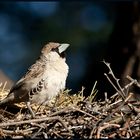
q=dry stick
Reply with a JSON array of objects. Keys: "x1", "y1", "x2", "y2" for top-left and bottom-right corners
[
  {"x1": 60, "y1": 132, "x2": 74, "y2": 137},
  {"x1": 89, "y1": 92, "x2": 133, "y2": 139},
  {"x1": 96, "y1": 123, "x2": 120, "y2": 139},
  {"x1": 49, "y1": 107, "x2": 71, "y2": 117},
  {"x1": 110, "y1": 93, "x2": 119, "y2": 99},
  {"x1": 110, "y1": 79, "x2": 137, "y2": 99},
  {"x1": 127, "y1": 75, "x2": 140, "y2": 88},
  {"x1": 99, "y1": 92, "x2": 133, "y2": 126},
  {"x1": 109, "y1": 99, "x2": 122, "y2": 108},
  {"x1": 31, "y1": 122, "x2": 45, "y2": 129},
  {"x1": 31, "y1": 127, "x2": 43, "y2": 138},
  {"x1": 108, "y1": 116, "x2": 124, "y2": 124},
  {"x1": 129, "y1": 110, "x2": 140, "y2": 128},
  {"x1": 42, "y1": 132, "x2": 48, "y2": 139},
  {"x1": 72, "y1": 107, "x2": 98, "y2": 120},
  {"x1": 133, "y1": 106, "x2": 140, "y2": 113},
  {"x1": 67, "y1": 125, "x2": 83, "y2": 130},
  {"x1": 89, "y1": 127, "x2": 96, "y2": 139},
  {"x1": 0, "y1": 116, "x2": 71, "y2": 133},
  {"x1": 13, "y1": 136, "x2": 24, "y2": 139},
  {"x1": 108, "y1": 133, "x2": 117, "y2": 138},
  {"x1": 124, "y1": 92, "x2": 133, "y2": 103},
  {"x1": 1, "y1": 127, "x2": 37, "y2": 135},
  {"x1": 103, "y1": 60, "x2": 125, "y2": 99},
  {"x1": 89, "y1": 107, "x2": 121, "y2": 139},
  {"x1": 50, "y1": 106, "x2": 98, "y2": 120},
  {"x1": 104, "y1": 73, "x2": 125, "y2": 100},
  {"x1": 0, "y1": 117, "x2": 52, "y2": 127},
  {"x1": 105, "y1": 61, "x2": 126, "y2": 98},
  {"x1": 121, "y1": 117, "x2": 132, "y2": 137},
  {"x1": 53, "y1": 131, "x2": 63, "y2": 138},
  {"x1": 104, "y1": 92, "x2": 108, "y2": 103}
]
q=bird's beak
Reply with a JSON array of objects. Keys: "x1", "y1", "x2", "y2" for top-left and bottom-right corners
[{"x1": 58, "y1": 44, "x2": 69, "y2": 53}]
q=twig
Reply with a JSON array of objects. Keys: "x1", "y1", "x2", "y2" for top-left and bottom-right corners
[
  {"x1": 0, "y1": 117, "x2": 52, "y2": 127},
  {"x1": 31, "y1": 127, "x2": 43, "y2": 138},
  {"x1": 56, "y1": 117, "x2": 72, "y2": 133},
  {"x1": 99, "y1": 92, "x2": 133, "y2": 126},
  {"x1": 0, "y1": 116, "x2": 70, "y2": 134},
  {"x1": 103, "y1": 60, "x2": 126, "y2": 99},
  {"x1": 12, "y1": 136, "x2": 24, "y2": 138},
  {"x1": 49, "y1": 107, "x2": 71, "y2": 117},
  {"x1": 110, "y1": 79, "x2": 137, "y2": 99},
  {"x1": 105, "y1": 62, "x2": 126, "y2": 97},
  {"x1": 67, "y1": 125, "x2": 83, "y2": 130},
  {"x1": 60, "y1": 132, "x2": 74, "y2": 136},
  {"x1": 126, "y1": 75, "x2": 140, "y2": 88},
  {"x1": 53, "y1": 131, "x2": 63, "y2": 138},
  {"x1": 42, "y1": 132, "x2": 48, "y2": 139},
  {"x1": 79, "y1": 86, "x2": 85, "y2": 97},
  {"x1": 104, "y1": 73, "x2": 125, "y2": 100},
  {"x1": 124, "y1": 92, "x2": 133, "y2": 102},
  {"x1": 121, "y1": 117, "x2": 132, "y2": 137},
  {"x1": 1, "y1": 127, "x2": 37, "y2": 135},
  {"x1": 110, "y1": 92, "x2": 119, "y2": 99},
  {"x1": 108, "y1": 133, "x2": 117, "y2": 138},
  {"x1": 50, "y1": 106, "x2": 98, "y2": 120},
  {"x1": 104, "y1": 92, "x2": 109, "y2": 104},
  {"x1": 31, "y1": 122, "x2": 45, "y2": 129},
  {"x1": 96, "y1": 123, "x2": 120, "y2": 139},
  {"x1": 109, "y1": 99, "x2": 122, "y2": 108},
  {"x1": 108, "y1": 116, "x2": 124, "y2": 124},
  {"x1": 72, "y1": 107, "x2": 98, "y2": 120},
  {"x1": 104, "y1": 73, "x2": 122, "y2": 95}
]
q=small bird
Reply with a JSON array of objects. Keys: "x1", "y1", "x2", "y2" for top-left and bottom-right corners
[{"x1": 0, "y1": 42, "x2": 69, "y2": 117}]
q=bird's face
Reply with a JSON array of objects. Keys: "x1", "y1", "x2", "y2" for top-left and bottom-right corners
[{"x1": 41, "y1": 42, "x2": 69, "y2": 62}]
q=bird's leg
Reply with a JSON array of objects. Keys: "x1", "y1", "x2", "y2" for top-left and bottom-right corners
[{"x1": 26, "y1": 101, "x2": 35, "y2": 118}]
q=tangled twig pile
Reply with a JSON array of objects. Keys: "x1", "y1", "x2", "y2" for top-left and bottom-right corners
[{"x1": 0, "y1": 61, "x2": 140, "y2": 139}]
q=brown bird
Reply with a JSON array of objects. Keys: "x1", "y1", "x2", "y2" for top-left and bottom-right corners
[{"x1": 0, "y1": 42, "x2": 69, "y2": 117}]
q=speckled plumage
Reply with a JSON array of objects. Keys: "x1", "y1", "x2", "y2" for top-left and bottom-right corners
[{"x1": 0, "y1": 42, "x2": 69, "y2": 117}]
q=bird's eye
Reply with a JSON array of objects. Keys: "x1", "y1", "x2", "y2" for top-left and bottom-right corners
[
  {"x1": 52, "y1": 48, "x2": 55, "y2": 51},
  {"x1": 52, "y1": 48, "x2": 59, "y2": 53}
]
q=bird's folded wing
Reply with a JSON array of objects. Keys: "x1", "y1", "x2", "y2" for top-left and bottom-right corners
[{"x1": 9, "y1": 60, "x2": 46, "y2": 96}]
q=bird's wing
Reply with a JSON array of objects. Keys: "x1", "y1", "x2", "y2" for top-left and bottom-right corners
[
  {"x1": 24, "y1": 60, "x2": 46, "y2": 80},
  {"x1": 9, "y1": 60, "x2": 46, "y2": 94}
]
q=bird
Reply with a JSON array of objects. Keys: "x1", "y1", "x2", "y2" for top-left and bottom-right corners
[{"x1": 0, "y1": 42, "x2": 69, "y2": 117}]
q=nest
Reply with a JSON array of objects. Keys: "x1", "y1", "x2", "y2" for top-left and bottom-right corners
[{"x1": 0, "y1": 61, "x2": 140, "y2": 139}]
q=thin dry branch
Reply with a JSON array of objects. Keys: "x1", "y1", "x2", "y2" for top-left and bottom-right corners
[
  {"x1": 103, "y1": 60, "x2": 126, "y2": 99},
  {"x1": 96, "y1": 123, "x2": 120, "y2": 139}
]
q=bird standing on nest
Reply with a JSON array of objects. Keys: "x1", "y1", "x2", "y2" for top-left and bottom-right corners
[{"x1": 0, "y1": 42, "x2": 69, "y2": 118}]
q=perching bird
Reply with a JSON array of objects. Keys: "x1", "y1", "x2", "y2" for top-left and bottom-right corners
[{"x1": 0, "y1": 42, "x2": 69, "y2": 117}]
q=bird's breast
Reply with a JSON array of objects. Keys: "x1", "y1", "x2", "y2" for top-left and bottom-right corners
[{"x1": 30, "y1": 60, "x2": 69, "y2": 104}]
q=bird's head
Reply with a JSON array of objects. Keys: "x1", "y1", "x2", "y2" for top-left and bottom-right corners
[{"x1": 41, "y1": 42, "x2": 69, "y2": 61}]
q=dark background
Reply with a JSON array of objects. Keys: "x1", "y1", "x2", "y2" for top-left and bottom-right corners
[{"x1": 0, "y1": 1, "x2": 139, "y2": 98}]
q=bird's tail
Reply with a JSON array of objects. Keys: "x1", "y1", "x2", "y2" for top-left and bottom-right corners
[{"x1": 0, "y1": 94, "x2": 14, "y2": 106}]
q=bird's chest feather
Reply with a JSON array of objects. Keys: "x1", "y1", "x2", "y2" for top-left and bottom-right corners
[
  {"x1": 47, "y1": 69, "x2": 67, "y2": 89},
  {"x1": 30, "y1": 61, "x2": 68, "y2": 104},
  {"x1": 45, "y1": 60, "x2": 68, "y2": 89}
]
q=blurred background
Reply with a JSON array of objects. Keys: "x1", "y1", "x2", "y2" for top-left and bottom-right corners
[{"x1": 0, "y1": 1, "x2": 140, "y2": 98}]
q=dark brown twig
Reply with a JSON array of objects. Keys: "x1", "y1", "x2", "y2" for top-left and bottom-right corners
[{"x1": 96, "y1": 123, "x2": 120, "y2": 139}]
